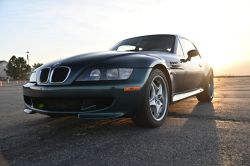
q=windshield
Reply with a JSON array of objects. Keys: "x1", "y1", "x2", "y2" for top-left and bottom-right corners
[{"x1": 109, "y1": 35, "x2": 175, "y2": 52}]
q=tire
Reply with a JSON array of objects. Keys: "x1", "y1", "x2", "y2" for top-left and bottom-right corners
[
  {"x1": 196, "y1": 71, "x2": 214, "y2": 102},
  {"x1": 132, "y1": 69, "x2": 169, "y2": 128}
]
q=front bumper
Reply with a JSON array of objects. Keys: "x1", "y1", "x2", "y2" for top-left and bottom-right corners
[{"x1": 23, "y1": 68, "x2": 151, "y2": 119}]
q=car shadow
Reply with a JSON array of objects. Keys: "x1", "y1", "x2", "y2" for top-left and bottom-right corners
[
  {"x1": 168, "y1": 102, "x2": 220, "y2": 165},
  {"x1": 0, "y1": 102, "x2": 220, "y2": 165}
]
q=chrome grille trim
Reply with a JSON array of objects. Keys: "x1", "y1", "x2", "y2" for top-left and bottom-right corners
[
  {"x1": 38, "y1": 67, "x2": 51, "y2": 84},
  {"x1": 37, "y1": 66, "x2": 71, "y2": 85},
  {"x1": 49, "y1": 67, "x2": 71, "y2": 84},
  {"x1": 40, "y1": 68, "x2": 50, "y2": 83}
]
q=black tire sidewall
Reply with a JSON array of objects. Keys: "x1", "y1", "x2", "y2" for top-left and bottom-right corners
[
  {"x1": 196, "y1": 70, "x2": 214, "y2": 102},
  {"x1": 135, "y1": 69, "x2": 169, "y2": 127},
  {"x1": 209, "y1": 71, "x2": 214, "y2": 99}
]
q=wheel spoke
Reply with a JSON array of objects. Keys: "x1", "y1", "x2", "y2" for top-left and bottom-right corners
[
  {"x1": 150, "y1": 99, "x2": 156, "y2": 106},
  {"x1": 159, "y1": 96, "x2": 164, "y2": 103},
  {"x1": 150, "y1": 106, "x2": 157, "y2": 117},
  {"x1": 150, "y1": 84, "x2": 156, "y2": 102},
  {"x1": 157, "y1": 83, "x2": 162, "y2": 96},
  {"x1": 154, "y1": 110, "x2": 159, "y2": 118},
  {"x1": 152, "y1": 106, "x2": 158, "y2": 118},
  {"x1": 158, "y1": 102, "x2": 164, "y2": 114},
  {"x1": 152, "y1": 82, "x2": 159, "y2": 93},
  {"x1": 156, "y1": 100, "x2": 163, "y2": 115}
]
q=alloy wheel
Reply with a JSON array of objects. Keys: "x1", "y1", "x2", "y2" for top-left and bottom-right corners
[
  {"x1": 208, "y1": 74, "x2": 214, "y2": 98},
  {"x1": 149, "y1": 76, "x2": 168, "y2": 121}
]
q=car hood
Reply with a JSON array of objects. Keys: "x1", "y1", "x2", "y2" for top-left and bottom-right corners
[
  {"x1": 39, "y1": 51, "x2": 175, "y2": 85},
  {"x1": 43, "y1": 51, "x2": 140, "y2": 68},
  {"x1": 43, "y1": 51, "x2": 175, "y2": 69}
]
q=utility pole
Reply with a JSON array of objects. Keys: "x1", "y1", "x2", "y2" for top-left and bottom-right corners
[{"x1": 26, "y1": 51, "x2": 29, "y2": 65}]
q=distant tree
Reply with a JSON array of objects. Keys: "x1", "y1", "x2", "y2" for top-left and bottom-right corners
[
  {"x1": 32, "y1": 63, "x2": 43, "y2": 69},
  {"x1": 6, "y1": 55, "x2": 31, "y2": 80}
]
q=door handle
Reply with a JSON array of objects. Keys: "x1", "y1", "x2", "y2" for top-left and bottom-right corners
[{"x1": 199, "y1": 64, "x2": 202, "y2": 68}]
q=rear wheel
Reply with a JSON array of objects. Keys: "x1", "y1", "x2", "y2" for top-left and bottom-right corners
[
  {"x1": 196, "y1": 71, "x2": 214, "y2": 102},
  {"x1": 132, "y1": 69, "x2": 169, "y2": 128}
]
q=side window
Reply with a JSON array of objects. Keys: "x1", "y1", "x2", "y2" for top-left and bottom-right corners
[
  {"x1": 176, "y1": 39, "x2": 184, "y2": 56},
  {"x1": 189, "y1": 42, "x2": 196, "y2": 50},
  {"x1": 179, "y1": 38, "x2": 192, "y2": 58},
  {"x1": 179, "y1": 38, "x2": 200, "y2": 60},
  {"x1": 117, "y1": 45, "x2": 136, "y2": 51},
  {"x1": 190, "y1": 43, "x2": 201, "y2": 59},
  {"x1": 188, "y1": 42, "x2": 199, "y2": 60}
]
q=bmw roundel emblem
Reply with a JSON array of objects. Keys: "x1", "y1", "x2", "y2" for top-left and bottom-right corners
[{"x1": 53, "y1": 63, "x2": 61, "y2": 67}]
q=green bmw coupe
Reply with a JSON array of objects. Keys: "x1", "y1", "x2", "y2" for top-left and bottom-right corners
[{"x1": 23, "y1": 34, "x2": 214, "y2": 127}]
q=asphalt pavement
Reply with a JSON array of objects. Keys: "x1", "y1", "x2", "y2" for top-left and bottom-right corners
[{"x1": 0, "y1": 78, "x2": 250, "y2": 166}]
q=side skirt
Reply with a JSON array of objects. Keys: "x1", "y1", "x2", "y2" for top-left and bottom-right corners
[{"x1": 172, "y1": 88, "x2": 204, "y2": 102}]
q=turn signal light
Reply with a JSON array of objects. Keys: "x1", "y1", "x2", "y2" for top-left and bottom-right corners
[{"x1": 124, "y1": 87, "x2": 141, "y2": 91}]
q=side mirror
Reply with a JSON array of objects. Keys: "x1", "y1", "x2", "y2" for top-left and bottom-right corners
[
  {"x1": 180, "y1": 50, "x2": 200, "y2": 63},
  {"x1": 187, "y1": 49, "x2": 199, "y2": 58}
]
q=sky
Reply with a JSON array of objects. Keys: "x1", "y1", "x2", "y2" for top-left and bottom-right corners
[{"x1": 1, "y1": 0, "x2": 250, "y2": 69}]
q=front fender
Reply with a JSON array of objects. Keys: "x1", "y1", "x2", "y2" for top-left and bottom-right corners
[{"x1": 92, "y1": 54, "x2": 173, "y2": 102}]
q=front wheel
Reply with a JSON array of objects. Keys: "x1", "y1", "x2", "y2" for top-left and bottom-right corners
[
  {"x1": 196, "y1": 71, "x2": 214, "y2": 102},
  {"x1": 132, "y1": 69, "x2": 169, "y2": 128}
]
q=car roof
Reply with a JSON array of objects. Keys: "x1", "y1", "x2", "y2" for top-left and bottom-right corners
[
  {"x1": 122, "y1": 34, "x2": 179, "y2": 41},
  {"x1": 120, "y1": 34, "x2": 193, "y2": 44}
]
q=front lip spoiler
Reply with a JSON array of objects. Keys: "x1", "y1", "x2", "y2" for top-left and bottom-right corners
[
  {"x1": 25, "y1": 103, "x2": 85, "y2": 114},
  {"x1": 24, "y1": 103, "x2": 124, "y2": 119},
  {"x1": 78, "y1": 113, "x2": 123, "y2": 119}
]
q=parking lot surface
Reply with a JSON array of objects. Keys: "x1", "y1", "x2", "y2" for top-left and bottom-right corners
[{"x1": 0, "y1": 78, "x2": 250, "y2": 166}]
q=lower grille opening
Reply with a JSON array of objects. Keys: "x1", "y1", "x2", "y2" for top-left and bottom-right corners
[
  {"x1": 24, "y1": 96, "x2": 32, "y2": 106},
  {"x1": 81, "y1": 97, "x2": 114, "y2": 111},
  {"x1": 32, "y1": 98, "x2": 84, "y2": 112},
  {"x1": 27, "y1": 97, "x2": 114, "y2": 112}
]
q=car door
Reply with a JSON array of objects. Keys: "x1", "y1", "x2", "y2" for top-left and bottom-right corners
[
  {"x1": 156, "y1": 38, "x2": 185, "y2": 94},
  {"x1": 170, "y1": 39, "x2": 185, "y2": 93},
  {"x1": 179, "y1": 38, "x2": 203, "y2": 91}
]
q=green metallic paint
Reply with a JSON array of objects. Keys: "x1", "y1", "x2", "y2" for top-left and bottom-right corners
[
  {"x1": 35, "y1": 51, "x2": 171, "y2": 85},
  {"x1": 23, "y1": 35, "x2": 212, "y2": 119},
  {"x1": 23, "y1": 68, "x2": 153, "y2": 118}
]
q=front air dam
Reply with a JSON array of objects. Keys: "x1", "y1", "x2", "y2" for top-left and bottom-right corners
[{"x1": 78, "y1": 113, "x2": 123, "y2": 119}]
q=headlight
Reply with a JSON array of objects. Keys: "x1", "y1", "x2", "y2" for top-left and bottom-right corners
[
  {"x1": 76, "y1": 68, "x2": 133, "y2": 81},
  {"x1": 29, "y1": 70, "x2": 37, "y2": 83},
  {"x1": 118, "y1": 68, "x2": 133, "y2": 79},
  {"x1": 90, "y1": 69, "x2": 101, "y2": 80},
  {"x1": 107, "y1": 69, "x2": 118, "y2": 80}
]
